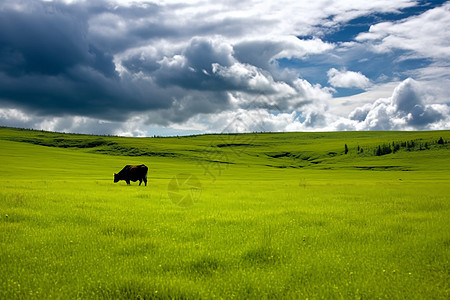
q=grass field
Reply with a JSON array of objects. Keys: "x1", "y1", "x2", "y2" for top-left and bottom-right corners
[{"x1": 0, "y1": 127, "x2": 449, "y2": 299}]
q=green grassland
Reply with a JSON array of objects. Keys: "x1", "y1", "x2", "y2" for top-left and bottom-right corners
[{"x1": 0, "y1": 127, "x2": 449, "y2": 299}]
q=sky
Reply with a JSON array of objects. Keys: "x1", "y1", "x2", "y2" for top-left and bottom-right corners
[{"x1": 0, "y1": 0, "x2": 449, "y2": 136}]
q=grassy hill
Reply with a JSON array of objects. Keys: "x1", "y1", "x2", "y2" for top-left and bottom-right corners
[
  {"x1": 2, "y1": 126, "x2": 449, "y2": 169},
  {"x1": 0, "y1": 127, "x2": 449, "y2": 298}
]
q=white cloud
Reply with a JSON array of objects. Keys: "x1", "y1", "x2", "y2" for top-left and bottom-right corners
[
  {"x1": 212, "y1": 63, "x2": 291, "y2": 94},
  {"x1": 0, "y1": 108, "x2": 31, "y2": 122},
  {"x1": 355, "y1": 2, "x2": 450, "y2": 60},
  {"x1": 0, "y1": 111, "x2": 128, "y2": 136},
  {"x1": 180, "y1": 77, "x2": 450, "y2": 133},
  {"x1": 347, "y1": 78, "x2": 450, "y2": 130},
  {"x1": 328, "y1": 81, "x2": 400, "y2": 117},
  {"x1": 233, "y1": 37, "x2": 334, "y2": 71},
  {"x1": 136, "y1": 0, "x2": 417, "y2": 38},
  {"x1": 327, "y1": 68, "x2": 371, "y2": 89},
  {"x1": 2, "y1": 77, "x2": 448, "y2": 135}
]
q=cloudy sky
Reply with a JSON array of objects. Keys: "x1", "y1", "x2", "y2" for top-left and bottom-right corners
[{"x1": 0, "y1": 0, "x2": 449, "y2": 136}]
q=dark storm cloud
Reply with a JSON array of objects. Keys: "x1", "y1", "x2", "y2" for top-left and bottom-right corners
[
  {"x1": 0, "y1": 5, "x2": 91, "y2": 76},
  {"x1": 234, "y1": 40, "x2": 284, "y2": 70},
  {"x1": 153, "y1": 37, "x2": 238, "y2": 92},
  {"x1": 144, "y1": 91, "x2": 232, "y2": 126},
  {"x1": 0, "y1": 0, "x2": 266, "y2": 123},
  {"x1": 0, "y1": 0, "x2": 174, "y2": 121},
  {"x1": 87, "y1": 3, "x2": 177, "y2": 53},
  {"x1": 121, "y1": 55, "x2": 160, "y2": 74}
]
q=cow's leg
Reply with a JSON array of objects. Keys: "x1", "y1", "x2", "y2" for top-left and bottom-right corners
[
  {"x1": 144, "y1": 177, "x2": 147, "y2": 186},
  {"x1": 139, "y1": 179, "x2": 142, "y2": 186},
  {"x1": 126, "y1": 180, "x2": 130, "y2": 185}
]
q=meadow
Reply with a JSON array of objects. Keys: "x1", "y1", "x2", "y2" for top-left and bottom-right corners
[{"x1": 0, "y1": 127, "x2": 449, "y2": 299}]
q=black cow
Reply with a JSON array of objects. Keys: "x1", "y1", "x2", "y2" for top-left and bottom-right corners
[{"x1": 114, "y1": 165, "x2": 148, "y2": 186}]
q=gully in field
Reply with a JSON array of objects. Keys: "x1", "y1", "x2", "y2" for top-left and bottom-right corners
[{"x1": 114, "y1": 164, "x2": 148, "y2": 186}]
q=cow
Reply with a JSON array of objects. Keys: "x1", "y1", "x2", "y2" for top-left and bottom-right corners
[{"x1": 114, "y1": 164, "x2": 148, "y2": 186}]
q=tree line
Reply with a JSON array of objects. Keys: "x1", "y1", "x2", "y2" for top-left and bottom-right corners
[{"x1": 344, "y1": 137, "x2": 448, "y2": 157}]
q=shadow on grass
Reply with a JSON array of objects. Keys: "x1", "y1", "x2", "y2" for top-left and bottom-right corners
[
  {"x1": 90, "y1": 279, "x2": 197, "y2": 299},
  {"x1": 241, "y1": 246, "x2": 279, "y2": 265},
  {"x1": 188, "y1": 256, "x2": 221, "y2": 276}
]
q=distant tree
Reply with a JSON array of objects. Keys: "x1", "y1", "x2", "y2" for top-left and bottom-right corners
[
  {"x1": 344, "y1": 144, "x2": 348, "y2": 154},
  {"x1": 407, "y1": 140, "x2": 415, "y2": 150},
  {"x1": 392, "y1": 142, "x2": 400, "y2": 153},
  {"x1": 376, "y1": 144, "x2": 392, "y2": 156},
  {"x1": 376, "y1": 145, "x2": 382, "y2": 156},
  {"x1": 438, "y1": 137, "x2": 444, "y2": 145}
]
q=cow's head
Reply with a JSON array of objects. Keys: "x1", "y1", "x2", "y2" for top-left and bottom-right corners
[{"x1": 113, "y1": 173, "x2": 119, "y2": 183}]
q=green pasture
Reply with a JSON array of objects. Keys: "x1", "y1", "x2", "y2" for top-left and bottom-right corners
[{"x1": 0, "y1": 127, "x2": 449, "y2": 298}]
